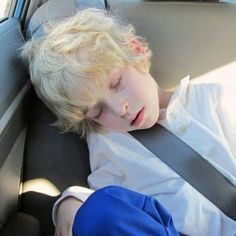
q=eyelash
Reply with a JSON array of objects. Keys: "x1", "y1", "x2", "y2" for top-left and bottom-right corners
[
  {"x1": 95, "y1": 107, "x2": 103, "y2": 119},
  {"x1": 95, "y1": 76, "x2": 122, "y2": 120},
  {"x1": 111, "y1": 76, "x2": 123, "y2": 90}
]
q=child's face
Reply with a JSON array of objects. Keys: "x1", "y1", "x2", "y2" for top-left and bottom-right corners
[{"x1": 85, "y1": 65, "x2": 160, "y2": 132}]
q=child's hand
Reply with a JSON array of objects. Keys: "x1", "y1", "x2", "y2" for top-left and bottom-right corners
[{"x1": 54, "y1": 197, "x2": 83, "y2": 236}]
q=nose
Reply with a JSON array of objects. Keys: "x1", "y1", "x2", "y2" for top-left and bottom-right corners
[
  {"x1": 120, "y1": 101, "x2": 129, "y2": 117},
  {"x1": 108, "y1": 96, "x2": 129, "y2": 117}
]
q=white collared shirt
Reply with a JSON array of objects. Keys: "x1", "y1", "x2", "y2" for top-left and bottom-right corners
[{"x1": 53, "y1": 75, "x2": 236, "y2": 236}]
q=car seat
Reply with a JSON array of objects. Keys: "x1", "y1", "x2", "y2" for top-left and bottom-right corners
[{"x1": 1, "y1": 0, "x2": 236, "y2": 235}]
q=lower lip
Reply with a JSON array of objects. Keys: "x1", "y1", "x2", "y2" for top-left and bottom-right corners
[{"x1": 132, "y1": 108, "x2": 144, "y2": 127}]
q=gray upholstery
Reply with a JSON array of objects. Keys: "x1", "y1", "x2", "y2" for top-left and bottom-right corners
[
  {"x1": 26, "y1": 0, "x2": 77, "y2": 39},
  {"x1": 0, "y1": 19, "x2": 27, "y2": 118},
  {"x1": 21, "y1": 95, "x2": 91, "y2": 236},
  {"x1": 0, "y1": 129, "x2": 26, "y2": 229},
  {"x1": 26, "y1": 0, "x2": 107, "y2": 39},
  {"x1": 0, "y1": 212, "x2": 40, "y2": 236},
  {"x1": 0, "y1": 18, "x2": 32, "y2": 232}
]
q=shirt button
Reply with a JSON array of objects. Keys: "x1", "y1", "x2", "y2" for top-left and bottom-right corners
[{"x1": 178, "y1": 126, "x2": 187, "y2": 134}]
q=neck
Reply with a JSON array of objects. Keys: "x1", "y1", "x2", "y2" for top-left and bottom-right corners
[{"x1": 158, "y1": 87, "x2": 173, "y2": 109}]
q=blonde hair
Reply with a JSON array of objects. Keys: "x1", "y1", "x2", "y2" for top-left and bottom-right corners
[{"x1": 22, "y1": 8, "x2": 152, "y2": 137}]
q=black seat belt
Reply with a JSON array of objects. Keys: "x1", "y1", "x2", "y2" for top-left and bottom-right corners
[{"x1": 130, "y1": 123, "x2": 236, "y2": 221}]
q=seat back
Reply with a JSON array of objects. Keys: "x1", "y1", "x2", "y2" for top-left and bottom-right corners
[{"x1": 109, "y1": 0, "x2": 236, "y2": 89}]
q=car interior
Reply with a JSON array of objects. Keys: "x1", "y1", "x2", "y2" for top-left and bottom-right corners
[{"x1": 0, "y1": 0, "x2": 236, "y2": 235}]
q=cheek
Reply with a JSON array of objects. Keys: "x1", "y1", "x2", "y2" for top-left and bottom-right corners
[
  {"x1": 129, "y1": 83, "x2": 148, "y2": 101},
  {"x1": 140, "y1": 78, "x2": 158, "y2": 100},
  {"x1": 128, "y1": 74, "x2": 153, "y2": 98},
  {"x1": 99, "y1": 115, "x2": 120, "y2": 129}
]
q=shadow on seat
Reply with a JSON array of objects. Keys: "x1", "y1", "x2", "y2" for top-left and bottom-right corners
[{"x1": 21, "y1": 95, "x2": 91, "y2": 235}]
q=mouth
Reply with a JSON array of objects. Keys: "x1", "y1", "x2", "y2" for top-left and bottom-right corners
[{"x1": 131, "y1": 107, "x2": 144, "y2": 127}]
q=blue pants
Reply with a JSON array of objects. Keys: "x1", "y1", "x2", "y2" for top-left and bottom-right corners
[{"x1": 72, "y1": 186, "x2": 179, "y2": 236}]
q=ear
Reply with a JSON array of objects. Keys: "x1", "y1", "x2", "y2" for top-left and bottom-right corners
[{"x1": 127, "y1": 38, "x2": 145, "y2": 55}]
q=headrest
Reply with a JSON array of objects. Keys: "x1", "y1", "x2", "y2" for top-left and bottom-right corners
[{"x1": 26, "y1": 0, "x2": 107, "y2": 39}]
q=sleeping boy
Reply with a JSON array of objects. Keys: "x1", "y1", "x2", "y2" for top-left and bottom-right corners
[{"x1": 22, "y1": 8, "x2": 236, "y2": 236}]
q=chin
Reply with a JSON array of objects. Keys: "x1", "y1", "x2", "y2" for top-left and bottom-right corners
[
  {"x1": 137, "y1": 120, "x2": 157, "y2": 130},
  {"x1": 144, "y1": 121, "x2": 156, "y2": 129},
  {"x1": 145, "y1": 114, "x2": 159, "y2": 129}
]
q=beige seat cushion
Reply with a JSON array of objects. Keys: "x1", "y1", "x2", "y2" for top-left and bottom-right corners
[{"x1": 109, "y1": 1, "x2": 236, "y2": 89}]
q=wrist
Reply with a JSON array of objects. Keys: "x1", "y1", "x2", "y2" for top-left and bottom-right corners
[{"x1": 52, "y1": 186, "x2": 94, "y2": 225}]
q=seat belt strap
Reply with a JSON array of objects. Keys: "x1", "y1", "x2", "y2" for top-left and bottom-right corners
[{"x1": 130, "y1": 123, "x2": 236, "y2": 220}]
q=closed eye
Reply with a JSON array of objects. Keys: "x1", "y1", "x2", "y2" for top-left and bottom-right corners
[
  {"x1": 94, "y1": 107, "x2": 103, "y2": 119},
  {"x1": 111, "y1": 76, "x2": 123, "y2": 90}
]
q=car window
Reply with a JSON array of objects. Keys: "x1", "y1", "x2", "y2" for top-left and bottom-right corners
[
  {"x1": 0, "y1": 0, "x2": 26, "y2": 20},
  {"x1": 221, "y1": 0, "x2": 236, "y2": 3},
  {"x1": 0, "y1": 0, "x2": 13, "y2": 20}
]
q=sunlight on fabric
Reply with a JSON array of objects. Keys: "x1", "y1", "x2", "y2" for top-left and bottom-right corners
[
  {"x1": 192, "y1": 60, "x2": 236, "y2": 125},
  {"x1": 193, "y1": 61, "x2": 236, "y2": 83},
  {"x1": 22, "y1": 178, "x2": 60, "y2": 196}
]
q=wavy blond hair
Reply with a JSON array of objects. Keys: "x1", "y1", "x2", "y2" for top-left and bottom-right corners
[{"x1": 22, "y1": 8, "x2": 152, "y2": 137}]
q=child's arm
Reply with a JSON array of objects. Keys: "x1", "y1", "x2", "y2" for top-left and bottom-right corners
[
  {"x1": 52, "y1": 186, "x2": 94, "y2": 236},
  {"x1": 54, "y1": 197, "x2": 83, "y2": 236}
]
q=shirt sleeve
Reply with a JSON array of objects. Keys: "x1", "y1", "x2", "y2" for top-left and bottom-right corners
[{"x1": 52, "y1": 186, "x2": 94, "y2": 225}]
